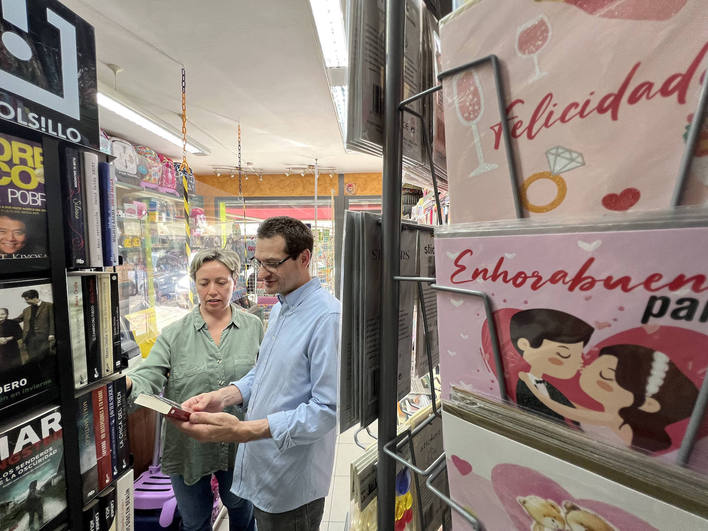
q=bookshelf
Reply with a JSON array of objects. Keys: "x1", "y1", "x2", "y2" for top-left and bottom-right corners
[{"x1": 0, "y1": 2, "x2": 133, "y2": 528}]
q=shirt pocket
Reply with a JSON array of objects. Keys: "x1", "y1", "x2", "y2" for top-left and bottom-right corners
[{"x1": 170, "y1": 360, "x2": 208, "y2": 381}]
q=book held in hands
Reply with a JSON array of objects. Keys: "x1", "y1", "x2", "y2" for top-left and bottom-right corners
[{"x1": 135, "y1": 393, "x2": 191, "y2": 421}]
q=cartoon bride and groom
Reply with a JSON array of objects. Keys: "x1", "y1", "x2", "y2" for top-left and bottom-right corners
[{"x1": 491, "y1": 308, "x2": 700, "y2": 453}]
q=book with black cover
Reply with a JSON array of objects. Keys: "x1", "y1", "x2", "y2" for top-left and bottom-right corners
[
  {"x1": 99, "y1": 485, "x2": 117, "y2": 531},
  {"x1": 76, "y1": 391, "x2": 98, "y2": 502},
  {"x1": 82, "y1": 274, "x2": 100, "y2": 383},
  {"x1": 0, "y1": 405, "x2": 67, "y2": 531},
  {"x1": 106, "y1": 381, "x2": 118, "y2": 478},
  {"x1": 60, "y1": 146, "x2": 87, "y2": 267},
  {"x1": 135, "y1": 392, "x2": 191, "y2": 421},
  {"x1": 112, "y1": 376, "x2": 129, "y2": 474},
  {"x1": 0, "y1": 132, "x2": 49, "y2": 273},
  {"x1": 0, "y1": 279, "x2": 57, "y2": 413}
]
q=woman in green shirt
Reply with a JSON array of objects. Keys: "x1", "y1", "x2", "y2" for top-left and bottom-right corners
[{"x1": 126, "y1": 249, "x2": 262, "y2": 531}]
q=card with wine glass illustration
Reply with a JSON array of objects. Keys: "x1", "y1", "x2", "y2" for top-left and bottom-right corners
[{"x1": 439, "y1": 0, "x2": 708, "y2": 223}]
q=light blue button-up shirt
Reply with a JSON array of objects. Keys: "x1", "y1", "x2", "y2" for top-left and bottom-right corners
[{"x1": 230, "y1": 278, "x2": 341, "y2": 512}]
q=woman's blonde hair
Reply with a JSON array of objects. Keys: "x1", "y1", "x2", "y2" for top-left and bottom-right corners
[{"x1": 189, "y1": 249, "x2": 241, "y2": 280}]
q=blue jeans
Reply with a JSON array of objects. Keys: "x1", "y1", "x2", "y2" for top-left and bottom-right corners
[
  {"x1": 170, "y1": 470, "x2": 254, "y2": 531},
  {"x1": 253, "y1": 498, "x2": 325, "y2": 531}
]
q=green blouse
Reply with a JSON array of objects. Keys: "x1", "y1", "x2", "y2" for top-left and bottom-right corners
[{"x1": 127, "y1": 304, "x2": 263, "y2": 485}]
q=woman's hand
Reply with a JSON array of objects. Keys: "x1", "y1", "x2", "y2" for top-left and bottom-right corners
[
  {"x1": 182, "y1": 391, "x2": 224, "y2": 413},
  {"x1": 182, "y1": 385, "x2": 243, "y2": 413}
]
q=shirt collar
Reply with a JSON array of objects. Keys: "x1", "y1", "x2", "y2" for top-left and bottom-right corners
[
  {"x1": 277, "y1": 277, "x2": 320, "y2": 309},
  {"x1": 191, "y1": 303, "x2": 243, "y2": 330}
]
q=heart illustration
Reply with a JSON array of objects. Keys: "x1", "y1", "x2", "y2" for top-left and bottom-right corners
[
  {"x1": 451, "y1": 299, "x2": 464, "y2": 307},
  {"x1": 460, "y1": 333, "x2": 469, "y2": 340},
  {"x1": 451, "y1": 455, "x2": 473, "y2": 476},
  {"x1": 642, "y1": 323, "x2": 661, "y2": 335},
  {"x1": 618, "y1": 306, "x2": 625, "y2": 311},
  {"x1": 594, "y1": 321, "x2": 611, "y2": 330},
  {"x1": 577, "y1": 239, "x2": 602, "y2": 252},
  {"x1": 584, "y1": 295, "x2": 592, "y2": 301},
  {"x1": 446, "y1": 251, "x2": 457, "y2": 259},
  {"x1": 602, "y1": 188, "x2": 640, "y2": 211},
  {"x1": 448, "y1": 350, "x2": 457, "y2": 357},
  {"x1": 504, "y1": 253, "x2": 516, "y2": 259}
]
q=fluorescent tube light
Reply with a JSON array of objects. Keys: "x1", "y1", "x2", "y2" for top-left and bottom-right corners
[
  {"x1": 309, "y1": 0, "x2": 347, "y2": 68},
  {"x1": 97, "y1": 92, "x2": 204, "y2": 154}
]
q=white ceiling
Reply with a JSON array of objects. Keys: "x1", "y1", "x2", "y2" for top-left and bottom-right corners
[{"x1": 61, "y1": 0, "x2": 383, "y2": 174}]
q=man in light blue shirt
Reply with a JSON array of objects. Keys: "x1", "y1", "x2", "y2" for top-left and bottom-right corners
[{"x1": 177, "y1": 216, "x2": 340, "y2": 531}]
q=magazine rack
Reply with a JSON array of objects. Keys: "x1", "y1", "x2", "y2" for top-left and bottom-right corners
[{"x1": 375, "y1": 1, "x2": 708, "y2": 529}]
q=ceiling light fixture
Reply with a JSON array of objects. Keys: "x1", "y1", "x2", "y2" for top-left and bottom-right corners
[
  {"x1": 308, "y1": 0, "x2": 347, "y2": 68},
  {"x1": 97, "y1": 90, "x2": 209, "y2": 155}
]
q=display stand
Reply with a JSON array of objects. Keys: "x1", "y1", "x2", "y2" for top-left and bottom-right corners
[
  {"x1": 376, "y1": 2, "x2": 708, "y2": 530},
  {"x1": 0, "y1": 120, "x2": 132, "y2": 530}
]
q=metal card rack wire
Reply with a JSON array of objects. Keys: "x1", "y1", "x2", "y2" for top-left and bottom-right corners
[{"x1": 375, "y1": 1, "x2": 708, "y2": 529}]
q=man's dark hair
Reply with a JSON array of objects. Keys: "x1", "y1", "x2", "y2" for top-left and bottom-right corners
[
  {"x1": 21, "y1": 289, "x2": 39, "y2": 299},
  {"x1": 509, "y1": 308, "x2": 594, "y2": 355},
  {"x1": 257, "y1": 216, "x2": 313, "y2": 256}
]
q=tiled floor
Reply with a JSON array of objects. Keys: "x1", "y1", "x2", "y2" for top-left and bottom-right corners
[{"x1": 215, "y1": 425, "x2": 374, "y2": 530}]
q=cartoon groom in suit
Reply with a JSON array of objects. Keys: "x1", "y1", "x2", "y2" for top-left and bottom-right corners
[{"x1": 510, "y1": 309, "x2": 594, "y2": 423}]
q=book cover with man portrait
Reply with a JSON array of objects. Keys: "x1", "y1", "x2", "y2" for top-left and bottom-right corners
[{"x1": 0, "y1": 132, "x2": 49, "y2": 274}]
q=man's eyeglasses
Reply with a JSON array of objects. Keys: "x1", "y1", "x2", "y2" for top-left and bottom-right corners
[{"x1": 251, "y1": 256, "x2": 293, "y2": 273}]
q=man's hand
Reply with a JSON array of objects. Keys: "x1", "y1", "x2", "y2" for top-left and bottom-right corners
[
  {"x1": 182, "y1": 385, "x2": 243, "y2": 413},
  {"x1": 171, "y1": 413, "x2": 271, "y2": 443}
]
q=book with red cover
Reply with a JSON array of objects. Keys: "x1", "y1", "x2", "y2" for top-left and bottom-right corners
[
  {"x1": 135, "y1": 393, "x2": 191, "y2": 421},
  {"x1": 92, "y1": 385, "x2": 113, "y2": 491}
]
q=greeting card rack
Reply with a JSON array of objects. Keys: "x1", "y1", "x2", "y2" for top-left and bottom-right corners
[{"x1": 375, "y1": 1, "x2": 708, "y2": 530}]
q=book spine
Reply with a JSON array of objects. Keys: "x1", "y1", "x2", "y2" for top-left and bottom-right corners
[
  {"x1": 110, "y1": 273, "x2": 122, "y2": 372},
  {"x1": 82, "y1": 499, "x2": 101, "y2": 531},
  {"x1": 77, "y1": 392, "x2": 98, "y2": 501},
  {"x1": 106, "y1": 381, "x2": 118, "y2": 478},
  {"x1": 108, "y1": 164, "x2": 119, "y2": 265},
  {"x1": 98, "y1": 162, "x2": 118, "y2": 266},
  {"x1": 115, "y1": 469, "x2": 134, "y2": 531},
  {"x1": 82, "y1": 151, "x2": 104, "y2": 267},
  {"x1": 67, "y1": 274, "x2": 89, "y2": 388},
  {"x1": 167, "y1": 406, "x2": 191, "y2": 422},
  {"x1": 99, "y1": 486, "x2": 117, "y2": 531},
  {"x1": 92, "y1": 385, "x2": 113, "y2": 492},
  {"x1": 98, "y1": 274, "x2": 113, "y2": 377},
  {"x1": 62, "y1": 147, "x2": 87, "y2": 266},
  {"x1": 113, "y1": 376, "x2": 130, "y2": 474},
  {"x1": 83, "y1": 274, "x2": 101, "y2": 383}
]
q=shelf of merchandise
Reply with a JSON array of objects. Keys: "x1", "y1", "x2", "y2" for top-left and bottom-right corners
[
  {"x1": 0, "y1": 119, "x2": 132, "y2": 530},
  {"x1": 376, "y1": 3, "x2": 708, "y2": 531}
]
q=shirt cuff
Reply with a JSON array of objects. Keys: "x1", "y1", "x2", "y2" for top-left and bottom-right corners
[
  {"x1": 266, "y1": 411, "x2": 292, "y2": 453},
  {"x1": 231, "y1": 379, "x2": 251, "y2": 406}
]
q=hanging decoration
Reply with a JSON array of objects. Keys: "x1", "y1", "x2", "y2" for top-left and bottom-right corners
[
  {"x1": 237, "y1": 122, "x2": 248, "y2": 266},
  {"x1": 179, "y1": 67, "x2": 193, "y2": 305}
]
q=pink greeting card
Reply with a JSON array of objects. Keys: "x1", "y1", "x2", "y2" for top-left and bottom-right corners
[
  {"x1": 442, "y1": 411, "x2": 708, "y2": 530},
  {"x1": 439, "y1": 0, "x2": 708, "y2": 222},
  {"x1": 434, "y1": 222, "x2": 708, "y2": 473}
]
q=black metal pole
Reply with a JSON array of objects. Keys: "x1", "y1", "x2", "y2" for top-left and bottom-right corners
[{"x1": 379, "y1": 0, "x2": 405, "y2": 529}]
